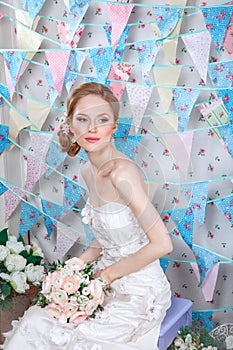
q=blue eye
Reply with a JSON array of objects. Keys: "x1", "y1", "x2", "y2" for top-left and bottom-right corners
[
  {"x1": 77, "y1": 118, "x2": 88, "y2": 122},
  {"x1": 98, "y1": 118, "x2": 109, "y2": 123}
]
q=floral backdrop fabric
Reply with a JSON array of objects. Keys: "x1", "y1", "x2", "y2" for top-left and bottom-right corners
[{"x1": 0, "y1": 0, "x2": 233, "y2": 329}]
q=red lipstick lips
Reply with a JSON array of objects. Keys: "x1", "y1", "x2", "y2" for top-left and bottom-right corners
[{"x1": 85, "y1": 137, "x2": 100, "y2": 143}]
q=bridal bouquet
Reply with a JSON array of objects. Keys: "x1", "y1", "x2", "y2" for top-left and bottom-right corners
[
  {"x1": 36, "y1": 257, "x2": 108, "y2": 324},
  {"x1": 0, "y1": 228, "x2": 44, "y2": 309}
]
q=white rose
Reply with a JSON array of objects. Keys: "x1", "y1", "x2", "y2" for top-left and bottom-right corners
[
  {"x1": 31, "y1": 245, "x2": 44, "y2": 258},
  {"x1": 25, "y1": 263, "x2": 44, "y2": 283},
  {"x1": 49, "y1": 325, "x2": 73, "y2": 347},
  {"x1": 0, "y1": 245, "x2": 9, "y2": 261},
  {"x1": 174, "y1": 337, "x2": 185, "y2": 347},
  {"x1": 0, "y1": 272, "x2": 10, "y2": 281},
  {"x1": 6, "y1": 236, "x2": 25, "y2": 254},
  {"x1": 5, "y1": 254, "x2": 27, "y2": 272},
  {"x1": 10, "y1": 271, "x2": 29, "y2": 293}
]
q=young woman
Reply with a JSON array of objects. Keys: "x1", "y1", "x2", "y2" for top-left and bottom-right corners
[{"x1": 2, "y1": 82, "x2": 173, "y2": 349}]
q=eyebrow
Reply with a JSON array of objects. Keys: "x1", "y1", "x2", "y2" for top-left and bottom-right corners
[{"x1": 74, "y1": 112, "x2": 111, "y2": 118}]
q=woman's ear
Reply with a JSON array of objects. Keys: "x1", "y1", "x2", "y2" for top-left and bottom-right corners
[{"x1": 112, "y1": 121, "x2": 118, "y2": 134}]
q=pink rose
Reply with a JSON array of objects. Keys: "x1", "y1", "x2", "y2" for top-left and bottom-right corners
[
  {"x1": 51, "y1": 289, "x2": 68, "y2": 305},
  {"x1": 89, "y1": 279, "x2": 103, "y2": 300},
  {"x1": 63, "y1": 302, "x2": 78, "y2": 319},
  {"x1": 61, "y1": 276, "x2": 80, "y2": 295},
  {"x1": 41, "y1": 272, "x2": 52, "y2": 294},
  {"x1": 46, "y1": 303, "x2": 64, "y2": 319},
  {"x1": 65, "y1": 257, "x2": 85, "y2": 272},
  {"x1": 69, "y1": 311, "x2": 88, "y2": 324},
  {"x1": 84, "y1": 298, "x2": 99, "y2": 316},
  {"x1": 51, "y1": 270, "x2": 63, "y2": 289}
]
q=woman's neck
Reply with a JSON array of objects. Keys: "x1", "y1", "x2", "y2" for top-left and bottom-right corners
[{"x1": 87, "y1": 145, "x2": 115, "y2": 175}]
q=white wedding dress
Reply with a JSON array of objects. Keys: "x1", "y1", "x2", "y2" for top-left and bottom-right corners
[{"x1": 2, "y1": 200, "x2": 171, "y2": 350}]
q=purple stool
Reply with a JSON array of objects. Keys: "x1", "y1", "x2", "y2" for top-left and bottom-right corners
[{"x1": 158, "y1": 297, "x2": 192, "y2": 350}]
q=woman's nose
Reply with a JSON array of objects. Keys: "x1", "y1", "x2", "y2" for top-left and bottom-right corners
[{"x1": 88, "y1": 121, "x2": 97, "y2": 132}]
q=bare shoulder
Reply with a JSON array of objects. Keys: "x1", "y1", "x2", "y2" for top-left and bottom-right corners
[{"x1": 110, "y1": 157, "x2": 142, "y2": 185}]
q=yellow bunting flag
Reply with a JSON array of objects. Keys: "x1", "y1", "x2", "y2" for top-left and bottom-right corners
[
  {"x1": 9, "y1": 108, "x2": 31, "y2": 142},
  {"x1": 27, "y1": 100, "x2": 51, "y2": 131}
]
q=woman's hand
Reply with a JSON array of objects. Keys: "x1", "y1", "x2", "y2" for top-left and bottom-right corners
[{"x1": 94, "y1": 269, "x2": 112, "y2": 286}]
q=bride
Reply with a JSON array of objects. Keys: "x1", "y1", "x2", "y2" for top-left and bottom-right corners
[{"x1": 2, "y1": 82, "x2": 173, "y2": 349}]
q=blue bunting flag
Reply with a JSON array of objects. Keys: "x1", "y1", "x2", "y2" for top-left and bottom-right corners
[
  {"x1": 170, "y1": 207, "x2": 194, "y2": 248},
  {"x1": 135, "y1": 41, "x2": 161, "y2": 84},
  {"x1": 113, "y1": 25, "x2": 130, "y2": 61},
  {"x1": 153, "y1": 6, "x2": 182, "y2": 38},
  {"x1": 66, "y1": 0, "x2": 91, "y2": 38},
  {"x1": 214, "y1": 195, "x2": 233, "y2": 225},
  {"x1": 18, "y1": 202, "x2": 42, "y2": 237},
  {"x1": 103, "y1": 25, "x2": 112, "y2": 46},
  {"x1": 173, "y1": 88, "x2": 200, "y2": 132},
  {"x1": 27, "y1": 0, "x2": 46, "y2": 25},
  {"x1": 65, "y1": 50, "x2": 86, "y2": 93},
  {"x1": 63, "y1": 178, "x2": 86, "y2": 213},
  {"x1": 159, "y1": 258, "x2": 169, "y2": 272},
  {"x1": 44, "y1": 66, "x2": 58, "y2": 106},
  {"x1": 0, "y1": 124, "x2": 12, "y2": 154},
  {"x1": 181, "y1": 182, "x2": 208, "y2": 225},
  {"x1": 0, "y1": 83, "x2": 10, "y2": 106},
  {"x1": 89, "y1": 47, "x2": 112, "y2": 83},
  {"x1": 41, "y1": 199, "x2": 63, "y2": 236},
  {"x1": 3, "y1": 51, "x2": 25, "y2": 87},
  {"x1": 217, "y1": 88, "x2": 233, "y2": 134},
  {"x1": 0, "y1": 182, "x2": 8, "y2": 196},
  {"x1": 208, "y1": 61, "x2": 233, "y2": 89},
  {"x1": 218, "y1": 124, "x2": 233, "y2": 158},
  {"x1": 45, "y1": 140, "x2": 67, "y2": 178},
  {"x1": 201, "y1": 7, "x2": 232, "y2": 53},
  {"x1": 192, "y1": 311, "x2": 214, "y2": 332},
  {"x1": 192, "y1": 244, "x2": 220, "y2": 285}
]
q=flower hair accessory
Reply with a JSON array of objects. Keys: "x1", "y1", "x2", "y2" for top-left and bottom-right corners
[{"x1": 60, "y1": 113, "x2": 70, "y2": 135}]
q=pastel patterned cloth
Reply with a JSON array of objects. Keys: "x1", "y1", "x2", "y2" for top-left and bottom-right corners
[{"x1": 2, "y1": 200, "x2": 171, "y2": 350}]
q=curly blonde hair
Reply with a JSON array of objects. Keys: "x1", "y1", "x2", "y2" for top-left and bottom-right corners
[{"x1": 58, "y1": 82, "x2": 120, "y2": 157}]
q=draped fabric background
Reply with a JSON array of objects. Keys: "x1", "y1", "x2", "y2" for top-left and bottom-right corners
[{"x1": 0, "y1": 0, "x2": 233, "y2": 330}]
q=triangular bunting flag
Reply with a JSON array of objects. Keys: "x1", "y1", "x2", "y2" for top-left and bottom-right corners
[
  {"x1": 25, "y1": 133, "x2": 53, "y2": 192},
  {"x1": 106, "y1": 2, "x2": 134, "y2": 52},
  {"x1": 27, "y1": 99, "x2": 51, "y2": 130},
  {"x1": 0, "y1": 124, "x2": 12, "y2": 154},
  {"x1": 63, "y1": 178, "x2": 85, "y2": 213},
  {"x1": 27, "y1": 0, "x2": 45, "y2": 25},
  {"x1": 153, "y1": 5, "x2": 182, "y2": 38},
  {"x1": 192, "y1": 244, "x2": 220, "y2": 285},
  {"x1": 65, "y1": 0, "x2": 91, "y2": 39},
  {"x1": 170, "y1": 207, "x2": 194, "y2": 248},
  {"x1": 153, "y1": 66, "x2": 181, "y2": 112},
  {"x1": 192, "y1": 310, "x2": 214, "y2": 332},
  {"x1": 9, "y1": 106, "x2": 31, "y2": 141},
  {"x1": 89, "y1": 47, "x2": 112, "y2": 84},
  {"x1": 223, "y1": 21, "x2": 233, "y2": 56},
  {"x1": 4, "y1": 186, "x2": 25, "y2": 221},
  {"x1": 4, "y1": 60, "x2": 15, "y2": 98},
  {"x1": 218, "y1": 124, "x2": 233, "y2": 158},
  {"x1": 114, "y1": 135, "x2": 142, "y2": 160},
  {"x1": 56, "y1": 222, "x2": 82, "y2": 261},
  {"x1": 45, "y1": 140, "x2": 67, "y2": 178},
  {"x1": 159, "y1": 258, "x2": 170, "y2": 272},
  {"x1": 45, "y1": 66, "x2": 59, "y2": 105},
  {"x1": 108, "y1": 63, "x2": 134, "y2": 100},
  {"x1": 135, "y1": 41, "x2": 161, "y2": 84},
  {"x1": 218, "y1": 88, "x2": 233, "y2": 134},
  {"x1": 201, "y1": 6, "x2": 232, "y2": 53},
  {"x1": 182, "y1": 31, "x2": 211, "y2": 83},
  {"x1": 113, "y1": 25, "x2": 130, "y2": 61},
  {"x1": 41, "y1": 199, "x2": 63, "y2": 236},
  {"x1": 215, "y1": 195, "x2": 233, "y2": 225},
  {"x1": 46, "y1": 51, "x2": 71, "y2": 96},
  {"x1": 65, "y1": 50, "x2": 86, "y2": 93},
  {"x1": 3, "y1": 51, "x2": 25, "y2": 87},
  {"x1": 0, "y1": 182, "x2": 8, "y2": 196},
  {"x1": 103, "y1": 25, "x2": 112, "y2": 46},
  {"x1": 208, "y1": 61, "x2": 233, "y2": 88},
  {"x1": 18, "y1": 201, "x2": 42, "y2": 236},
  {"x1": 173, "y1": 88, "x2": 200, "y2": 132},
  {"x1": 126, "y1": 84, "x2": 153, "y2": 133},
  {"x1": 0, "y1": 83, "x2": 10, "y2": 106},
  {"x1": 181, "y1": 182, "x2": 208, "y2": 225}
]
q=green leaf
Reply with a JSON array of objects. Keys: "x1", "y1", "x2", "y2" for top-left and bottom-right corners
[
  {"x1": 1, "y1": 299, "x2": 12, "y2": 310},
  {"x1": 26, "y1": 255, "x2": 43, "y2": 265},
  {"x1": 0, "y1": 228, "x2": 8, "y2": 245},
  {"x1": 1, "y1": 284, "x2": 12, "y2": 297},
  {"x1": 19, "y1": 250, "x2": 29, "y2": 259},
  {"x1": 17, "y1": 235, "x2": 25, "y2": 244}
]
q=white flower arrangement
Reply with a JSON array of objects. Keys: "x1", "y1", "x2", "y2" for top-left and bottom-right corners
[
  {"x1": 0, "y1": 228, "x2": 44, "y2": 309},
  {"x1": 36, "y1": 257, "x2": 109, "y2": 324}
]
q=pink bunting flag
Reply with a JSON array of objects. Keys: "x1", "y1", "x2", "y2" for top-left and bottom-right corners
[
  {"x1": 56, "y1": 222, "x2": 81, "y2": 261},
  {"x1": 25, "y1": 133, "x2": 53, "y2": 192},
  {"x1": 45, "y1": 51, "x2": 71, "y2": 96},
  {"x1": 108, "y1": 62, "x2": 134, "y2": 100},
  {"x1": 107, "y1": 1, "x2": 134, "y2": 52},
  {"x1": 126, "y1": 84, "x2": 153, "y2": 132},
  {"x1": 4, "y1": 186, "x2": 25, "y2": 221},
  {"x1": 4, "y1": 62, "x2": 16, "y2": 98},
  {"x1": 223, "y1": 20, "x2": 233, "y2": 57},
  {"x1": 182, "y1": 31, "x2": 211, "y2": 83},
  {"x1": 191, "y1": 262, "x2": 219, "y2": 302}
]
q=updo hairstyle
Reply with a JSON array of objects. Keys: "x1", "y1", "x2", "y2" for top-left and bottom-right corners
[{"x1": 58, "y1": 82, "x2": 120, "y2": 157}]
